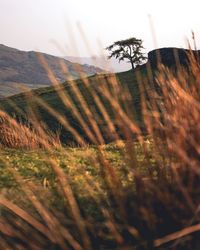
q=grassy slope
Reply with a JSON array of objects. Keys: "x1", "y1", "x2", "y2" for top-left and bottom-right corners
[
  {"x1": 0, "y1": 66, "x2": 150, "y2": 144},
  {"x1": 0, "y1": 82, "x2": 49, "y2": 97}
]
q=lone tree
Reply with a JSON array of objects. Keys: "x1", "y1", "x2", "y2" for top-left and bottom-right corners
[{"x1": 106, "y1": 37, "x2": 146, "y2": 70}]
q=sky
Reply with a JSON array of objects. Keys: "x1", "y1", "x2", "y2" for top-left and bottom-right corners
[{"x1": 0, "y1": 0, "x2": 200, "y2": 57}]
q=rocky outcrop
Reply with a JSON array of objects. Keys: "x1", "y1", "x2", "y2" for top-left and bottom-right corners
[{"x1": 148, "y1": 47, "x2": 200, "y2": 68}]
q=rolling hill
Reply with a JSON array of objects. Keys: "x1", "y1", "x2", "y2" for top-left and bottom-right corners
[
  {"x1": 0, "y1": 47, "x2": 199, "y2": 145},
  {"x1": 0, "y1": 70, "x2": 142, "y2": 144},
  {"x1": 0, "y1": 44, "x2": 105, "y2": 97}
]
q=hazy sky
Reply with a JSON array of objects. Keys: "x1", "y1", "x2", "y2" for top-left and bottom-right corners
[{"x1": 0, "y1": 0, "x2": 200, "y2": 57}]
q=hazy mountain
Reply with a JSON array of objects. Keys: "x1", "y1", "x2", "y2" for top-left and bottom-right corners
[
  {"x1": 64, "y1": 56, "x2": 131, "y2": 73},
  {"x1": 0, "y1": 44, "x2": 105, "y2": 96}
]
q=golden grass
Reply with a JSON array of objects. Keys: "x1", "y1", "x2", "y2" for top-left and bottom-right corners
[{"x1": 0, "y1": 109, "x2": 61, "y2": 149}]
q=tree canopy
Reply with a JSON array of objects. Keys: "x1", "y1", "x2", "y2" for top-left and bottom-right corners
[{"x1": 106, "y1": 37, "x2": 146, "y2": 70}]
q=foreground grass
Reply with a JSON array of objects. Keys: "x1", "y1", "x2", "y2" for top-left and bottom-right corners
[
  {"x1": 0, "y1": 141, "x2": 157, "y2": 249},
  {"x1": 0, "y1": 139, "x2": 155, "y2": 191},
  {"x1": 0, "y1": 138, "x2": 158, "y2": 225}
]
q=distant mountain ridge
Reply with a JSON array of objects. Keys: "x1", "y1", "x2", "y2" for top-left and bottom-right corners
[
  {"x1": 0, "y1": 44, "x2": 105, "y2": 96},
  {"x1": 64, "y1": 56, "x2": 131, "y2": 72}
]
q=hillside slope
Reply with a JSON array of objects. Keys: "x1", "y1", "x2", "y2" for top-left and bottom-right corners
[
  {"x1": 0, "y1": 69, "x2": 142, "y2": 144},
  {"x1": 1, "y1": 47, "x2": 199, "y2": 144},
  {"x1": 0, "y1": 44, "x2": 105, "y2": 96}
]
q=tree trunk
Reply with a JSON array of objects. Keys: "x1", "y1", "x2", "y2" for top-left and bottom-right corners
[{"x1": 130, "y1": 59, "x2": 135, "y2": 70}]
